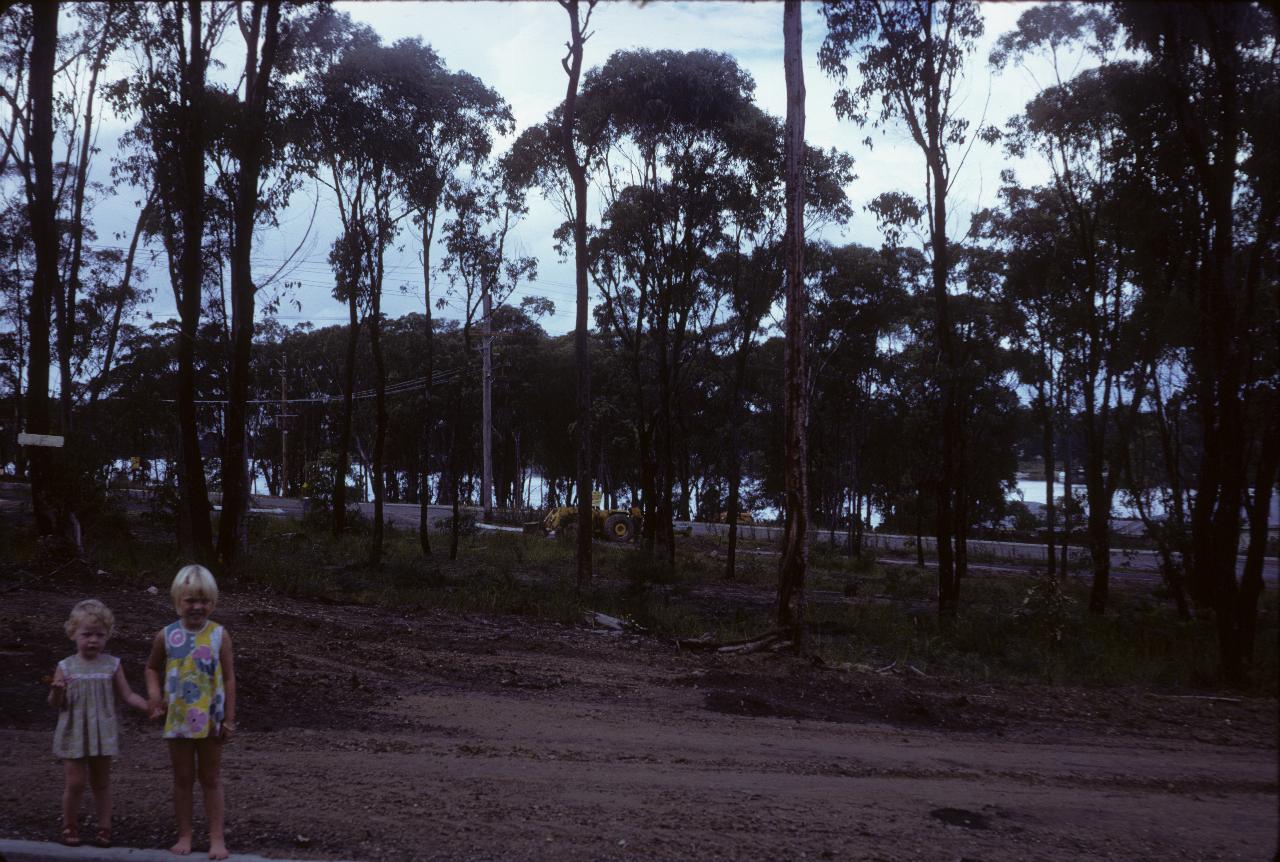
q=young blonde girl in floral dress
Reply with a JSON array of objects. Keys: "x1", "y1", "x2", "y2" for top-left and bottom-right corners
[
  {"x1": 146, "y1": 565, "x2": 237, "y2": 860},
  {"x1": 49, "y1": 599, "x2": 150, "y2": 847}
]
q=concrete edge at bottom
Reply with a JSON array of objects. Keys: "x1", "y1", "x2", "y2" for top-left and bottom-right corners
[{"x1": 0, "y1": 839, "x2": 360, "y2": 862}]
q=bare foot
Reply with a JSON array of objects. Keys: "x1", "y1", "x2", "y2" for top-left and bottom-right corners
[
  {"x1": 208, "y1": 840, "x2": 229, "y2": 860},
  {"x1": 170, "y1": 836, "x2": 192, "y2": 855}
]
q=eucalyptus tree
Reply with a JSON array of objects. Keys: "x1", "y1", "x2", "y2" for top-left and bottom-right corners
[
  {"x1": 288, "y1": 8, "x2": 373, "y2": 538},
  {"x1": 708, "y1": 240, "x2": 779, "y2": 578},
  {"x1": 47, "y1": 4, "x2": 142, "y2": 436},
  {"x1": 296, "y1": 26, "x2": 410, "y2": 560},
  {"x1": 118, "y1": 1, "x2": 233, "y2": 560},
  {"x1": 710, "y1": 139, "x2": 853, "y2": 577},
  {"x1": 820, "y1": 0, "x2": 985, "y2": 618},
  {"x1": 208, "y1": 0, "x2": 296, "y2": 575},
  {"x1": 777, "y1": 0, "x2": 808, "y2": 630},
  {"x1": 504, "y1": 0, "x2": 602, "y2": 583},
  {"x1": 388, "y1": 43, "x2": 511, "y2": 556},
  {"x1": 559, "y1": 0, "x2": 599, "y2": 585},
  {"x1": 437, "y1": 172, "x2": 535, "y2": 559},
  {"x1": 1116, "y1": 2, "x2": 1278, "y2": 680},
  {"x1": 580, "y1": 48, "x2": 778, "y2": 563},
  {"x1": 295, "y1": 23, "x2": 510, "y2": 561},
  {"x1": 974, "y1": 180, "x2": 1074, "y2": 581},
  {"x1": 992, "y1": 7, "x2": 1161, "y2": 615},
  {"x1": 806, "y1": 243, "x2": 907, "y2": 557}
]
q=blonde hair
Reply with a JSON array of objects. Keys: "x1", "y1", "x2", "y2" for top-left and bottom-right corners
[
  {"x1": 171, "y1": 564, "x2": 219, "y2": 611},
  {"x1": 65, "y1": 599, "x2": 115, "y2": 639}
]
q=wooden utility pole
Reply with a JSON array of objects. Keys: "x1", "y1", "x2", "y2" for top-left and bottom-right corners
[{"x1": 280, "y1": 361, "x2": 288, "y2": 497}]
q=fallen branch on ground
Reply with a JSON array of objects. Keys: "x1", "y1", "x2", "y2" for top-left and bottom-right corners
[
  {"x1": 1146, "y1": 694, "x2": 1244, "y2": 704},
  {"x1": 676, "y1": 629, "x2": 791, "y2": 654}
]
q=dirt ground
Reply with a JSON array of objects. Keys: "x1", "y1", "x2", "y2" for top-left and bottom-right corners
[{"x1": 1, "y1": 580, "x2": 1276, "y2": 862}]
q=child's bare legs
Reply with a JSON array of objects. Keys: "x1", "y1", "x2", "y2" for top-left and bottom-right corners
[
  {"x1": 87, "y1": 756, "x2": 112, "y2": 838},
  {"x1": 168, "y1": 738, "x2": 229, "y2": 860},
  {"x1": 61, "y1": 759, "x2": 87, "y2": 838},
  {"x1": 195, "y1": 738, "x2": 228, "y2": 860},
  {"x1": 167, "y1": 740, "x2": 195, "y2": 855}
]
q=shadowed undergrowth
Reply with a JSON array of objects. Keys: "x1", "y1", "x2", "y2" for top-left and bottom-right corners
[{"x1": 1, "y1": 510, "x2": 1274, "y2": 693}]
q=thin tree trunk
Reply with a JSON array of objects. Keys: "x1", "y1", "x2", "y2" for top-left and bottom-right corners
[
  {"x1": 55, "y1": 6, "x2": 114, "y2": 434},
  {"x1": 369, "y1": 305, "x2": 387, "y2": 564},
  {"x1": 777, "y1": 0, "x2": 807, "y2": 633},
  {"x1": 481, "y1": 273, "x2": 494, "y2": 519},
  {"x1": 560, "y1": 0, "x2": 594, "y2": 587},
  {"x1": 449, "y1": 320, "x2": 472, "y2": 561},
  {"x1": 724, "y1": 335, "x2": 750, "y2": 580},
  {"x1": 333, "y1": 293, "x2": 359, "y2": 536},
  {"x1": 419, "y1": 217, "x2": 435, "y2": 554},
  {"x1": 1060, "y1": 405, "x2": 1073, "y2": 574},
  {"x1": 1039, "y1": 377, "x2": 1056, "y2": 580},
  {"x1": 91, "y1": 194, "x2": 153, "y2": 404}
]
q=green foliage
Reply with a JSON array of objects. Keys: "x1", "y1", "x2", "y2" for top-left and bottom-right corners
[{"x1": 1012, "y1": 573, "x2": 1076, "y2": 644}]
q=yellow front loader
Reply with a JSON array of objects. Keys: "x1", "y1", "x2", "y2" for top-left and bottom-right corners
[{"x1": 535, "y1": 492, "x2": 640, "y2": 543}]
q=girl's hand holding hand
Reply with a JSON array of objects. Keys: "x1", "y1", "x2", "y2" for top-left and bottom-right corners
[
  {"x1": 219, "y1": 720, "x2": 236, "y2": 744},
  {"x1": 147, "y1": 699, "x2": 165, "y2": 721}
]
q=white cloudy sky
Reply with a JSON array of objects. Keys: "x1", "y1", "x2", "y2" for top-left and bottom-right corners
[{"x1": 90, "y1": 0, "x2": 1057, "y2": 336}]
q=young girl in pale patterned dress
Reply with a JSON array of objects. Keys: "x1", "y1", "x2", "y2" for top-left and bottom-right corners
[
  {"x1": 146, "y1": 565, "x2": 237, "y2": 861},
  {"x1": 48, "y1": 599, "x2": 150, "y2": 847}
]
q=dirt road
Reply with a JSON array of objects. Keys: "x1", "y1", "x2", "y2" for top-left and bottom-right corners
[{"x1": 1, "y1": 586, "x2": 1275, "y2": 861}]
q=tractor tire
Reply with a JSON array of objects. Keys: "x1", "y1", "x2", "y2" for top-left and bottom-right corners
[{"x1": 604, "y1": 513, "x2": 635, "y2": 543}]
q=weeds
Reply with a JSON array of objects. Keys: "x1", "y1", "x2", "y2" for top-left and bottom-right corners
[{"x1": 4, "y1": 509, "x2": 1274, "y2": 693}]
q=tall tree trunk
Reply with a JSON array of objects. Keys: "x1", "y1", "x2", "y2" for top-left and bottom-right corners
[
  {"x1": 1039, "y1": 378, "x2": 1056, "y2": 580},
  {"x1": 724, "y1": 338, "x2": 750, "y2": 581},
  {"x1": 419, "y1": 218, "x2": 435, "y2": 554},
  {"x1": 1059, "y1": 403, "x2": 1073, "y2": 574},
  {"x1": 1238, "y1": 398, "x2": 1278, "y2": 668},
  {"x1": 481, "y1": 274, "x2": 494, "y2": 519},
  {"x1": 368, "y1": 306, "x2": 387, "y2": 565},
  {"x1": 333, "y1": 293, "x2": 359, "y2": 536},
  {"x1": 955, "y1": 423, "x2": 969, "y2": 580},
  {"x1": 175, "y1": 0, "x2": 213, "y2": 562},
  {"x1": 560, "y1": 0, "x2": 594, "y2": 586},
  {"x1": 777, "y1": 0, "x2": 808, "y2": 633},
  {"x1": 931, "y1": 172, "x2": 959, "y2": 617},
  {"x1": 656, "y1": 316, "x2": 676, "y2": 566},
  {"x1": 25, "y1": 0, "x2": 57, "y2": 536},
  {"x1": 449, "y1": 321, "x2": 472, "y2": 561},
  {"x1": 219, "y1": 0, "x2": 282, "y2": 578},
  {"x1": 1143, "y1": 4, "x2": 1256, "y2": 684}
]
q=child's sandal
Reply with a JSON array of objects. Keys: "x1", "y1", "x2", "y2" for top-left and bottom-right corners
[
  {"x1": 60, "y1": 825, "x2": 80, "y2": 847},
  {"x1": 94, "y1": 827, "x2": 112, "y2": 848}
]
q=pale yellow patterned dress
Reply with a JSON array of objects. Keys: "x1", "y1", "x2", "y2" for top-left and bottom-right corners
[
  {"x1": 52, "y1": 654, "x2": 121, "y2": 759},
  {"x1": 161, "y1": 620, "x2": 226, "y2": 739}
]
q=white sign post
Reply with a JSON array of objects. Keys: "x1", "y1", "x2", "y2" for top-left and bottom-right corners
[{"x1": 17, "y1": 432, "x2": 65, "y2": 448}]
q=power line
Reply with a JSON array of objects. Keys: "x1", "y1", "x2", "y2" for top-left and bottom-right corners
[{"x1": 161, "y1": 368, "x2": 462, "y2": 406}]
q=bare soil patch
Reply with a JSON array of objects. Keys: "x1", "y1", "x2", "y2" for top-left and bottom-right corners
[{"x1": 1, "y1": 581, "x2": 1276, "y2": 861}]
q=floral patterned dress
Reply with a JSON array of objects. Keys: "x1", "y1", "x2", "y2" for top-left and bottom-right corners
[
  {"x1": 161, "y1": 620, "x2": 226, "y2": 739},
  {"x1": 52, "y1": 654, "x2": 121, "y2": 759}
]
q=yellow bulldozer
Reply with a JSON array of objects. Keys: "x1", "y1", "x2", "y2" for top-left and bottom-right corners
[{"x1": 534, "y1": 492, "x2": 640, "y2": 543}]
